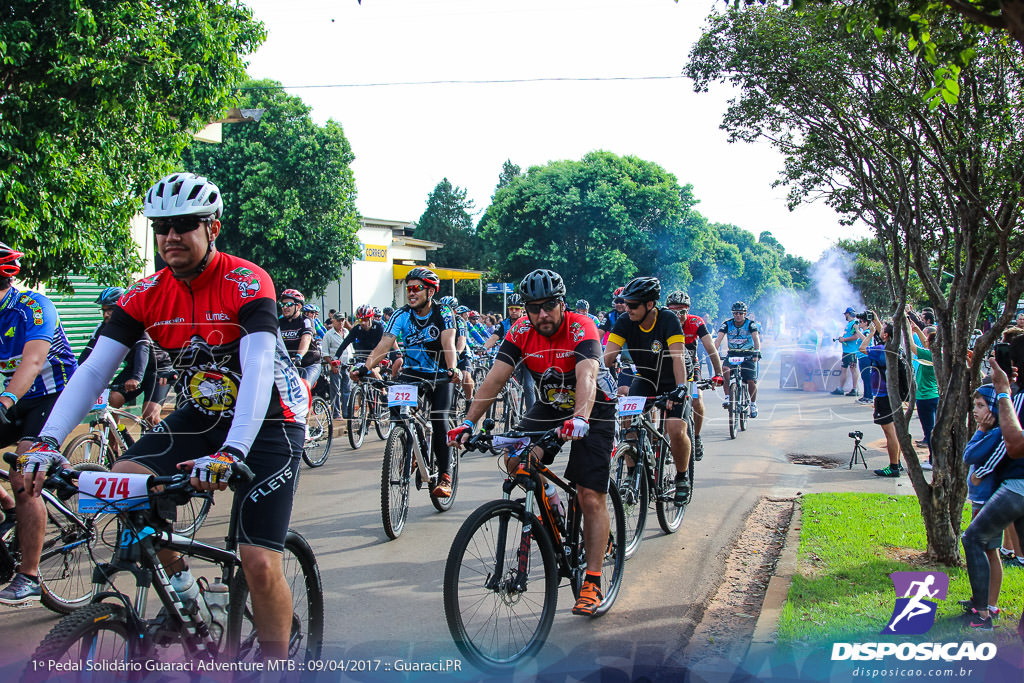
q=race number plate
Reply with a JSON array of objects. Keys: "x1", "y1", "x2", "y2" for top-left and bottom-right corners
[
  {"x1": 77, "y1": 471, "x2": 151, "y2": 513},
  {"x1": 92, "y1": 389, "x2": 110, "y2": 411},
  {"x1": 387, "y1": 384, "x2": 418, "y2": 407},
  {"x1": 617, "y1": 395, "x2": 647, "y2": 416},
  {"x1": 728, "y1": 356, "x2": 745, "y2": 365},
  {"x1": 492, "y1": 435, "x2": 532, "y2": 454}
]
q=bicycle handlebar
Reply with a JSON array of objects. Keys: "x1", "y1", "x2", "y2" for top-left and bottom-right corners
[
  {"x1": 723, "y1": 349, "x2": 761, "y2": 359},
  {"x1": 463, "y1": 428, "x2": 562, "y2": 454}
]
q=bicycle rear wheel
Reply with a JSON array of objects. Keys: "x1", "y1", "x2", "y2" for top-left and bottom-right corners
[
  {"x1": 443, "y1": 500, "x2": 558, "y2": 672},
  {"x1": 348, "y1": 386, "x2": 367, "y2": 449},
  {"x1": 612, "y1": 443, "x2": 647, "y2": 560},
  {"x1": 302, "y1": 397, "x2": 333, "y2": 467},
  {"x1": 655, "y1": 438, "x2": 687, "y2": 534},
  {"x1": 572, "y1": 484, "x2": 626, "y2": 616},
  {"x1": 381, "y1": 428, "x2": 412, "y2": 539},
  {"x1": 226, "y1": 529, "x2": 325, "y2": 663},
  {"x1": 29, "y1": 602, "x2": 136, "y2": 677}
]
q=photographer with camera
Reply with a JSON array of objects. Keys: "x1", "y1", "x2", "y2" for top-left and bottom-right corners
[
  {"x1": 866, "y1": 320, "x2": 909, "y2": 477},
  {"x1": 853, "y1": 311, "x2": 877, "y2": 405}
]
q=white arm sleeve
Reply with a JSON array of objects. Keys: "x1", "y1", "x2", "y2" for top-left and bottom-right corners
[
  {"x1": 222, "y1": 331, "x2": 276, "y2": 457},
  {"x1": 40, "y1": 336, "x2": 130, "y2": 444}
]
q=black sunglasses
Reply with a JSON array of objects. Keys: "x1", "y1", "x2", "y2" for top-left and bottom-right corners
[
  {"x1": 524, "y1": 299, "x2": 561, "y2": 315},
  {"x1": 152, "y1": 215, "x2": 212, "y2": 236},
  {"x1": 625, "y1": 301, "x2": 647, "y2": 310}
]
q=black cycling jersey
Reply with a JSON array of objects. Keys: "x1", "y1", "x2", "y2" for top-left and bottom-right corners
[
  {"x1": 279, "y1": 314, "x2": 321, "y2": 366},
  {"x1": 607, "y1": 307, "x2": 685, "y2": 390},
  {"x1": 337, "y1": 321, "x2": 385, "y2": 360}
]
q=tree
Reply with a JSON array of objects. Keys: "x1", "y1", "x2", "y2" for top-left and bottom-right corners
[
  {"x1": 0, "y1": 1, "x2": 264, "y2": 289},
  {"x1": 836, "y1": 238, "x2": 927, "y2": 313},
  {"x1": 688, "y1": 5, "x2": 1024, "y2": 563},
  {"x1": 415, "y1": 178, "x2": 481, "y2": 271},
  {"x1": 183, "y1": 79, "x2": 361, "y2": 297},
  {"x1": 495, "y1": 160, "x2": 523, "y2": 194},
  {"x1": 478, "y1": 151, "x2": 712, "y2": 307}
]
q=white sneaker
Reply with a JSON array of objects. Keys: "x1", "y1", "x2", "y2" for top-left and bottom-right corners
[
  {"x1": 921, "y1": 461, "x2": 933, "y2": 471},
  {"x1": 749, "y1": 403, "x2": 758, "y2": 418}
]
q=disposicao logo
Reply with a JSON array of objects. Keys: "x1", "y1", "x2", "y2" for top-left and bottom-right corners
[{"x1": 831, "y1": 571, "x2": 997, "y2": 662}]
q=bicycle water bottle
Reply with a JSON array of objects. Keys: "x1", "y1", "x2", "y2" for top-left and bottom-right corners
[
  {"x1": 170, "y1": 569, "x2": 212, "y2": 631},
  {"x1": 544, "y1": 483, "x2": 564, "y2": 530},
  {"x1": 204, "y1": 579, "x2": 230, "y2": 644}
]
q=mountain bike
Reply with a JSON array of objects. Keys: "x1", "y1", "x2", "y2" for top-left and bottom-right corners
[
  {"x1": 22, "y1": 457, "x2": 323, "y2": 675},
  {"x1": 612, "y1": 384, "x2": 709, "y2": 559},
  {"x1": 724, "y1": 349, "x2": 759, "y2": 439},
  {"x1": 373, "y1": 378, "x2": 460, "y2": 540},
  {"x1": 0, "y1": 460, "x2": 112, "y2": 614},
  {"x1": 302, "y1": 370, "x2": 334, "y2": 468},
  {"x1": 347, "y1": 367, "x2": 392, "y2": 449},
  {"x1": 444, "y1": 424, "x2": 626, "y2": 671},
  {"x1": 61, "y1": 402, "x2": 210, "y2": 537}
]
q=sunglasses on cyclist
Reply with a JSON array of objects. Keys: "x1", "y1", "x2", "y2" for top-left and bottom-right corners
[
  {"x1": 281, "y1": 301, "x2": 298, "y2": 308},
  {"x1": 625, "y1": 301, "x2": 647, "y2": 310},
  {"x1": 524, "y1": 299, "x2": 561, "y2": 315},
  {"x1": 406, "y1": 284, "x2": 428, "y2": 293},
  {"x1": 151, "y1": 215, "x2": 213, "y2": 236}
]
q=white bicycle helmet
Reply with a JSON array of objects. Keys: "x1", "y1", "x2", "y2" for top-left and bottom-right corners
[{"x1": 143, "y1": 172, "x2": 224, "y2": 219}]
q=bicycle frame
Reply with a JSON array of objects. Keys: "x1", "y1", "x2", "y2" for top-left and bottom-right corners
[
  {"x1": 373, "y1": 379, "x2": 440, "y2": 486},
  {"x1": 620, "y1": 405, "x2": 672, "y2": 500}
]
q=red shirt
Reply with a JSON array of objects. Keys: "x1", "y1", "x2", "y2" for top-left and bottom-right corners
[
  {"x1": 681, "y1": 314, "x2": 710, "y2": 350},
  {"x1": 105, "y1": 252, "x2": 307, "y2": 423},
  {"x1": 497, "y1": 311, "x2": 615, "y2": 411}
]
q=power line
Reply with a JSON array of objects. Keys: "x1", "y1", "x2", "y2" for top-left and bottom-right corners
[{"x1": 238, "y1": 75, "x2": 687, "y2": 90}]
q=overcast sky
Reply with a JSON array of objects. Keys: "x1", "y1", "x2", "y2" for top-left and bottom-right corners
[{"x1": 241, "y1": 0, "x2": 868, "y2": 261}]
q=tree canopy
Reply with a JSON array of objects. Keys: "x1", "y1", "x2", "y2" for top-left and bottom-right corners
[
  {"x1": 0, "y1": 0, "x2": 264, "y2": 289},
  {"x1": 182, "y1": 79, "x2": 361, "y2": 297}
]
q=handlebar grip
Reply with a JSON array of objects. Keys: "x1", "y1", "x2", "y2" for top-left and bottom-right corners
[
  {"x1": 230, "y1": 461, "x2": 255, "y2": 486},
  {"x1": 3, "y1": 452, "x2": 18, "y2": 467}
]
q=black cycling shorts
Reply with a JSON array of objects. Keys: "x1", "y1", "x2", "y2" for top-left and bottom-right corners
[
  {"x1": 515, "y1": 400, "x2": 615, "y2": 494},
  {"x1": 0, "y1": 392, "x2": 61, "y2": 447},
  {"x1": 726, "y1": 356, "x2": 758, "y2": 382},
  {"x1": 119, "y1": 407, "x2": 303, "y2": 553},
  {"x1": 873, "y1": 396, "x2": 895, "y2": 426},
  {"x1": 628, "y1": 377, "x2": 688, "y2": 420}
]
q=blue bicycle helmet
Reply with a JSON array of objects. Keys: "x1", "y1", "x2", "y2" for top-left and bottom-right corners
[{"x1": 95, "y1": 286, "x2": 125, "y2": 306}]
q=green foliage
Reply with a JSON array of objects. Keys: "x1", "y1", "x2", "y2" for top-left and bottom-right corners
[
  {"x1": 182, "y1": 79, "x2": 361, "y2": 297},
  {"x1": 477, "y1": 151, "x2": 711, "y2": 308},
  {"x1": 0, "y1": 0, "x2": 264, "y2": 290},
  {"x1": 415, "y1": 178, "x2": 485, "y2": 306}
]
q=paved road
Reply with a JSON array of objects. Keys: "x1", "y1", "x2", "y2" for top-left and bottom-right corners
[{"x1": 0, "y1": 359, "x2": 916, "y2": 680}]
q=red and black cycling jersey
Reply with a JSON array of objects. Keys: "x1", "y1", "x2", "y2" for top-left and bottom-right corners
[
  {"x1": 102, "y1": 251, "x2": 306, "y2": 423},
  {"x1": 496, "y1": 311, "x2": 615, "y2": 412},
  {"x1": 681, "y1": 314, "x2": 710, "y2": 353},
  {"x1": 279, "y1": 314, "x2": 321, "y2": 367},
  {"x1": 607, "y1": 308, "x2": 685, "y2": 389}
]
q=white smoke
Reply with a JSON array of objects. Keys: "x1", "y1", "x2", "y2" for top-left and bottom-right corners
[{"x1": 771, "y1": 247, "x2": 864, "y2": 347}]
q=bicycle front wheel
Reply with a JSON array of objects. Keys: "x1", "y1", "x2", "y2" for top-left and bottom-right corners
[
  {"x1": 612, "y1": 444, "x2": 647, "y2": 560},
  {"x1": 348, "y1": 386, "x2": 367, "y2": 449},
  {"x1": 443, "y1": 500, "x2": 558, "y2": 672},
  {"x1": 374, "y1": 393, "x2": 392, "y2": 440},
  {"x1": 226, "y1": 529, "x2": 325, "y2": 663},
  {"x1": 381, "y1": 428, "x2": 412, "y2": 539},
  {"x1": 303, "y1": 397, "x2": 333, "y2": 468},
  {"x1": 29, "y1": 602, "x2": 136, "y2": 677},
  {"x1": 62, "y1": 432, "x2": 115, "y2": 469},
  {"x1": 430, "y1": 440, "x2": 459, "y2": 513},
  {"x1": 172, "y1": 495, "x2": 212, "y2": 538},
  {"x1": 572, "y1": 484, "x2": 626, "y2": 616},
  {"x1": 729, "y1": 383, "x2": 738, "y2": 440},
  {"x1": 739, "y1": 385, "x2": 748, "y2": 432}
]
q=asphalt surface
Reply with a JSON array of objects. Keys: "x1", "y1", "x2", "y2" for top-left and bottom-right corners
[{"x1": 0, "y1": 356, "x2": 911, "y2": 681}]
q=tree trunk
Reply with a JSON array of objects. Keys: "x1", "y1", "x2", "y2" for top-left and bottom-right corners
[{"x1": 1002, "y1": 1, "x2": 1024, "y2": 50}]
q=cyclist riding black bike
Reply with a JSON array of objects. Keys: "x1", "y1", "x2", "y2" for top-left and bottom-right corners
[
  {"x1": 448, "y1": 268, "x2": 618, "y2": 617},
  {"x1": 353, "y1": 267, "x2": 461, "y2": 498},
  {"x1": 603, "y1": 276, "x2": 692, "y2": 505},
  {"x1": 714, "y1": 301, "x2": 761, "y2": 418},
  {"x1": 0, "y1": 243, "x2": 79, "y2": 606},
  {"x1": 17, "y1": 172, "x2": 308, "y2": 659}
]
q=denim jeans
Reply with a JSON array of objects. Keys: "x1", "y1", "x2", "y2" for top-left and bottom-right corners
[
  {"x1": 518, "y1": 366, "x2": 537, "y2": 412},
  {"x1": 916, "y1": 396, "x2": 938, "y2": 448},
  {"x1": 962, "y1": 485, "x2": 1024, "y2": 610},
  {"x1": 858, "y1": 356, "x2": 873, "y2": 400},
  {"x1": 300, "y1": 362, "x2": 321, "y2": 389},
  {"x1": 329, "y1": 370, "x2": 350, "y2": 419}
]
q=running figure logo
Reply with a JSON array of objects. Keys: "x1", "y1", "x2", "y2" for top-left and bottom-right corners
[{"x1": 883, "y1": 571, "x2": 949, "y2": 635}]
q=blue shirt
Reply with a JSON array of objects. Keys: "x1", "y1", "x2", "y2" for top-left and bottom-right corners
[
  {"x1": 0, "y1": 287, "x2": 77, "y2": 399},
  {"x1": 384, "y1": 304, "x2": 457, "y2": 377},
  {"x1": 719, "y1": 318, "x2": 760, "y2": 350},
  {"x1": 964, "y1": 427, "x2": 1003, "y2": 504},
  {"x1": 841, "y1": 320, "x2": 859, "y2": 354}
]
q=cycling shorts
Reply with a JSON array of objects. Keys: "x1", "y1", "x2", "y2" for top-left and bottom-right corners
[
  {"x1": 628, "y1": 377, "x2": 688, "y2": 420},
  {"x1": 726, "y1": 357, "x2": 758, "y2": 382},
  {"x1": 514, "y1": 400, "x2": 615, "y2": 494},
  {"x1": 119, "y1": 407, "x2": 303, "y2": 553},
  {"x1": 873, "y1": 396, "x2": 895, "y2": 426},
  {"x1": 841, "y1": 352, "x2": 858, "y2": 369},
  {"x1": 457, "y1": 357, "x2": 471, "y2": 372},
  {"x1": 0, "y1": 392, "x2": 61, "y2": 447}
]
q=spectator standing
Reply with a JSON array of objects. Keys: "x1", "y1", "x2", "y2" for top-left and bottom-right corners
[
  {"x1": 907, "y1": 316, "x2": 939, "y2": 468},
  {"x1": 867, "y1": 320, "x2": 905, "y2": 477},
  {"x1": 322, "y1": 314, "x2": 351, "y2": 420},
  {"x1": 833, "y1": 307, "x2": 861, "y2": 396},
  {"x1": 855, "y1": 313, "x2": 876, "y2": 405}
]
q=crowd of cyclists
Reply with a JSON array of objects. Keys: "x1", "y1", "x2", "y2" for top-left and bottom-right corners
[{"x1": 0, "y1": 170, "x2": 776, "y2": 657}]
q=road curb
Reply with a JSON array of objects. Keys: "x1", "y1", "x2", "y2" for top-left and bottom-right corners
[{"x1": 748, "y1": 497, "x2": 802, "y2": 650}]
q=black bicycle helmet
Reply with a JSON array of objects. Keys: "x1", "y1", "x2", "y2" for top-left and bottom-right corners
[
  {"x1": 620, "y1": 276, "x2": 661, "y2": 303},
  {"x1": 382, "y1": 306, "x2": 394, "y2": 316},
  {"x1": 95, "y1": 286, "x2": 125, "y2": 306},
  {"x1": 666, "y1": 290, "x2": 690, "y2": 307},
  {"x1": 732, "y1": 301, "x2": 748, "y2": 313},
  {"x1": 519, "y1": 269, "x2": 566, "y2": 302},
  {"x1": 575, "y1": 299, "x2": 589, "y2": 310},
  {"x1": 405, "y1": 267, "x2": 440, "y2": 289},
  {"x1": 507, "y1": 293, "x2": 523, "y2": 307}
]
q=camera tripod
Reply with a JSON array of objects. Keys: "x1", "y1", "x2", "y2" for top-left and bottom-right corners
[{"x1": 849, "y1": 431, "x2": 867, "y2": 469}]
